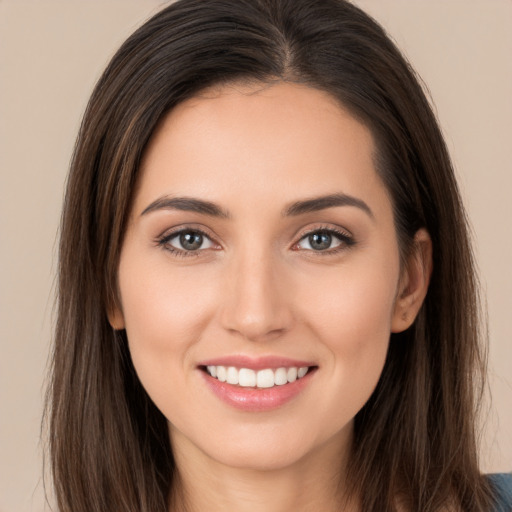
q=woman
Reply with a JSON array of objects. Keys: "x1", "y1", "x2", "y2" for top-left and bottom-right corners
[{"x1": 47, "y1": 0, "x2": 512, "y2": 510}]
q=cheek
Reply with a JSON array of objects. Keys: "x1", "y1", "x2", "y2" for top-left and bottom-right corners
[
  {"x1": 294, "y1": 254, "x2": 399, "y2": 407},
  {"x1": 120, "y1": 251, "x2": 216, "y2": 336},
  {"x1": 299, "y1": 256, "x2": 398, "y2": 340},
  {"x1": 117, "y1": 253, "x2": 219, "y2": 399}
]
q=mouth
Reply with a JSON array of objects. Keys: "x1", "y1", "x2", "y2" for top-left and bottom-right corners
[
  {"x1": 198, "y1": 358, "x2": 317, "y2": 411},
  {"x1": 201, "y1": 365, "x2": 316, "y2": 389}
]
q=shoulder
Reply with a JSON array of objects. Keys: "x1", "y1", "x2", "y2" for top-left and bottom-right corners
[{"x1": 487, "y1": 473, "x2": 512, "y2": 512}]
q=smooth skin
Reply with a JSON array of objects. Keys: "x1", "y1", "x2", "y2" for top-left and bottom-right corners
[{"x1": 109, "y1": 82, "x2": 432, "y2": 512}]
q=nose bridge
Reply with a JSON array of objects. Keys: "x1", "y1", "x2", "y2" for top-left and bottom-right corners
[{"x1": 220, "y1": 242, "x2": 292, "y2": 341}]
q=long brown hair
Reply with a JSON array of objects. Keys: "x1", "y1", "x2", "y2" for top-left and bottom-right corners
[{"x1": 47, "y1": 0, "x2": 494, "y2": 510}]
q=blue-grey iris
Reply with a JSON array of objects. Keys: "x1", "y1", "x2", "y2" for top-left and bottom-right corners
[
  {"x1": 180, "y1": 232, "x2": 203, "y2": 250},
  {"x1": 309, "y1": 232, "x2": 332, "y2": 250}
]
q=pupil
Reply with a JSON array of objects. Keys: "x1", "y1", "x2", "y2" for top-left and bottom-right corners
[
  {"x1": 309, "y1": 232, "x2": 331, "y2": 250},
  {"x1": 180, "y1": 232, "x2": 203, "y2": 250}
]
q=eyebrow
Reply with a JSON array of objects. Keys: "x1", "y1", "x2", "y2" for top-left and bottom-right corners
[
  {"x1": 141, "y1": 196, "x2": 231, "y2": 218},
  {"x1": 282, "y1": 193, "x2": 374, "y2": 219},
  {"x1": 140, "y1": 192, "x2": 373, "y2": 219}
]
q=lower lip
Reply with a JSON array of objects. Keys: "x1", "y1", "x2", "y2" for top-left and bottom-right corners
[{"x1": 200, "y1": 369, "x2": 315, "y2": 412}]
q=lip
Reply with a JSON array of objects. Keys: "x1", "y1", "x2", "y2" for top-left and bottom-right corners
[
  {"x1": 197, "y1": 355, "x2": 317, "y2": 412},
  {"x1": 198, "y1": 355, "x2": 315, "y2": 371}
]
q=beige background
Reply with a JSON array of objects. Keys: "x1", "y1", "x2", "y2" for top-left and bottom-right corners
[{"x1": 0, "y1": 1, "x2": 510, "y2": 511}]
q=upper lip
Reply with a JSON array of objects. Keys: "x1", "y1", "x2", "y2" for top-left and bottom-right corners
[{"x1": 198, "y1": 355, "x2": 316, "y2": 371}]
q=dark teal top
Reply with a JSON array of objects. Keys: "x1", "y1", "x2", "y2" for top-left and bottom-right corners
[{"x1": 489, "y1": 473, "x2": 512, "y2": 512}]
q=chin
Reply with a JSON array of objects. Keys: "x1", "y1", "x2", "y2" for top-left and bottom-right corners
[
  {"x1": 207, "y1": 442, "x2": 312, "y2": 472},
  {"x1": 171, "y1": 418, "x2": 352, "y2": 473}
]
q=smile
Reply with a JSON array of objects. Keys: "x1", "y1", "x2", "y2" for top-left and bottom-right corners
[
  {"x1": 200, "y1": 361, "x2": 317, "y2": 411},
  {"x1": 205, "y1": 365, "x2": 311, "y2": 388}
]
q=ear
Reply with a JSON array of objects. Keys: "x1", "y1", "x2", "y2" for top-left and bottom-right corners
[
  {"x1": 107, "y1": 301, "x2": 125, "y2": 331},
  {"x1": 391, "y1": 228, "x2": 432, "y2": 333}
]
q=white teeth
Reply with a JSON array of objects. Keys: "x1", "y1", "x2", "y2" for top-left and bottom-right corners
[
  {"x1": 216, "y1": 366, "x2": 227, "y2": 382},
  {"x1": 226, "y1": 366, "x2": 239, "y2": 385},
  {"x1": 274, "y1": 367, "x2": 288, "y2": 386},
  {"x1": 239, "y1": 368, "x2": 256, "y2": 387},
  {"x1": 297, "y1": 366, "x2": 308, "y2": 378},
  {"x1": 287, "y1": 367, "x2": 297, "y2": 382},
  {"x1": 205, "y1": 365, "x2": 312, "y2": 388},
  {"x1": 256, "y1": 369, "x2": 275, "y2": 388}
]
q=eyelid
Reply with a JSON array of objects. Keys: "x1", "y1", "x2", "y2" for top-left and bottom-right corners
[
  {"x1": 292, "y1": 225, "x2": 355, "y2": 253},
  {"x1": 167, "y1": 230, "x2": 214, "y2": 250},
  {"x1": 155, "y1": 223, "x2": 355, "y2": 258},
  {"x1": 155, "y1": 224, "x2": 221, "y2": 257}
]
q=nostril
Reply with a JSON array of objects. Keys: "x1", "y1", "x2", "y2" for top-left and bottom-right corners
[{"x1": 219, "y1": 273, "x2": 294, "y2": 341}]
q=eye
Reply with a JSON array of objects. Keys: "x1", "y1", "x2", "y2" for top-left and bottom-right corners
[
  {"x1": 158, "y1": 229, "x2": 215, "y2": 254},
  {"x1": 295, "y1": 228, "x2": 354, "y2": 253}
]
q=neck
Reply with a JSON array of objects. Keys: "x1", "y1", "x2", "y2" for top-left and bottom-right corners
[{"x1": 168, "y1": 428, "x2": 359, "y2": 512}]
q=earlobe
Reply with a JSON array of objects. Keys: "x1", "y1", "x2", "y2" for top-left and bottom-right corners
[
  {"x1": 107, "y1": 303, "x2": 125, "y2": 330},
  {"x1": 391, "y1": 228, "x2": 432, "y2": 333}
]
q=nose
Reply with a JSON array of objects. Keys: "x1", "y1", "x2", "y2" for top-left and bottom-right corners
[{"x1": 219, "y1": 249, "x2": 294, "y2": 342}]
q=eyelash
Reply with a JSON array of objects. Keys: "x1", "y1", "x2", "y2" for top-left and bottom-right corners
[
  {"x1": 156, "y1": 227, "x2": 216, "y2": 259},
  {"x1": 293, "y1": 226, "x2": 355, "y2": 255},
  {"x1": 156, "y1": 225, "x2": 355, "y2": 258}
]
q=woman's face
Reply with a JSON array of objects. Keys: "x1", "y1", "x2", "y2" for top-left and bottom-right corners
[{"x1": 111, "y1": 82, "x2": 417, "y2": 471}]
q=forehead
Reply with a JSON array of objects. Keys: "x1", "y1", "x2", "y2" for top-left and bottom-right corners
[{"x1": 134, "y1": 82, "x2": 388, "y2": 219}]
